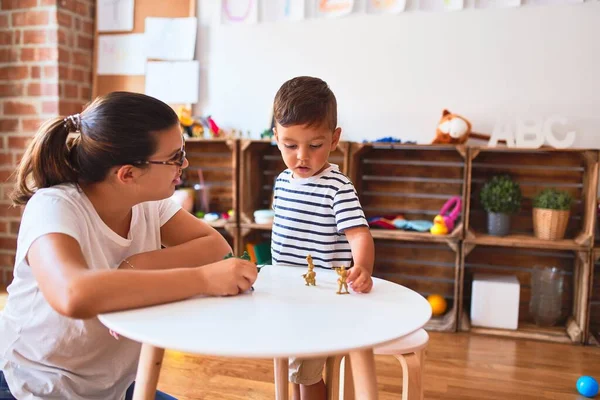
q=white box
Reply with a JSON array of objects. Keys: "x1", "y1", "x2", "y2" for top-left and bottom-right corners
[{"x1": 470, "y1": 274, "x2": 520, "y2": 330}]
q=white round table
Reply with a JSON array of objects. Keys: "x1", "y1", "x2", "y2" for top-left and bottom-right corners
[{"x1": 99, "y1": 265, "x2": 432, "y2": 400}]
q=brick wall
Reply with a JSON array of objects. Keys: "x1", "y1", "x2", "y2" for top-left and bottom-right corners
[
  {"x1": 57, "y1": 0, "x2": 93, "y2": 115},
  {"x1": 0, "y1": 0, "x2": 94, "y2": 286}
]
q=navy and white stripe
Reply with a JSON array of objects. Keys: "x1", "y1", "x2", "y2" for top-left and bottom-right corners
[{"x1": 271, "y1": 164, "x2": 368, "y2": 269}]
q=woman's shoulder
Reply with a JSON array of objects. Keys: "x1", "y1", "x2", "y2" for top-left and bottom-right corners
[{"x1": 25, "y1": 183, "x2": 84, "y2": 210}]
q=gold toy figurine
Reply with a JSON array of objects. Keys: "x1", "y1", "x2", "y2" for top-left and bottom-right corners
[
  {"x1": 334, "y1": 266, "x2": 349, "y2": 295},
  {"x1": 302, "y1": 255, "x2": 316, "y2": 286}
]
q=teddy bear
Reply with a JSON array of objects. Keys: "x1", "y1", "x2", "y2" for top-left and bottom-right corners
[{"x1": 431, "y1": 109, "x2": 493, "y2": 145}]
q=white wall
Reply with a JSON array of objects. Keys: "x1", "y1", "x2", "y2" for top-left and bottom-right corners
[{"x1": 195, "y1": 1, "x2": 599, "y2": 147}]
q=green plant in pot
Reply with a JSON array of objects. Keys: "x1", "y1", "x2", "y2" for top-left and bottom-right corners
[
  {"x1": 479, "y1": 175, "x2": 522, "y2": 236},
  {"x1": 532, "y1": 189, "x2": 572, "y2": 240}
]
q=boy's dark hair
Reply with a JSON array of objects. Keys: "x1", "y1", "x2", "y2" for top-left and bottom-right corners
[
  {"x1": 11, "y1": 91, "x2": 178, "y2": 205},
  {"x1": 273, "y1": 76, "x2": 337, "y2": 131}
]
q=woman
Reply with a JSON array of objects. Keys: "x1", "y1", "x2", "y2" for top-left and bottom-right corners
[{"x1": 0, "y1": 92, "x2": 257, "y2": 399}]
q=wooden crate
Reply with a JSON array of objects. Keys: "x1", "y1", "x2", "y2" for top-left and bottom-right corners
[
  {"x1": 465, "y1": 147, "x2": 599, "y2": 251},
  {"x1": 182, "y1": 138, "x2": 238, "y2": 225},
  {"x1": 348, "y1": 143, "x2": 468, "y2": 243},
  {"x1": 459, "y1": 243, "x2": 590, "y2": 344},
  {"x1": 373, "y1": 238, "x2": 460, "y2": 332},
  {"x1": 238, "y1": 140, "x2": 350, "y2": 225},
  {"x1": 587, "y1": 249, "x2": 600, "y2": 345}
]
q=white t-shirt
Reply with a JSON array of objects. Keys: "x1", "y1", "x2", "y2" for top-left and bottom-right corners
[{"x1": 0, "y1": 184, "x2": 181, "y2": 399}]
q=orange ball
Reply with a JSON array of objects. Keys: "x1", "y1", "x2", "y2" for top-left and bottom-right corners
[{"x1": 427, "y1": 294, "x2": 447, "y2": 316}]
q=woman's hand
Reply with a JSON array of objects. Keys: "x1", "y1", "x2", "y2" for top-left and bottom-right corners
[{"x1": 196, "y1": 258, "x2": 258, "y2": 296}]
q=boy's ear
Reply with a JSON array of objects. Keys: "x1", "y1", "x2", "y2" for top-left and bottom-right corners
[
  {"x1": 272, "y1": 127, "x2": 278, "y2": 142},
  {"x1": 332, "y1": 127, "x2": 342, "y2": 147}
]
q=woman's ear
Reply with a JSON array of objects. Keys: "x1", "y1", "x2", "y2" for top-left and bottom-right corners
[{"x1": 115, "y1": 165, "x2": 141, "y2": 184}]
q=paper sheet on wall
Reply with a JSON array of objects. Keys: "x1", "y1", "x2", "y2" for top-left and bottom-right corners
[
  {"x1": 367, "y1": 0, "x2": 407, "y2": 13},
  {"x1": 145, "y1": 17, "x2": 197, "y2": 60},
  {"x1": 476, "y1": 0, "x2": 521, "y2": 8},
  {"x1": 221, "y1": 0, "x2": 259, "y2": 25},
  {"x1": 316, "y1": 0, "x2": 355, "y2": 18},
  {"x1": 419, "y1": 0, "x2": 464, "y2": 11},
  {"x1": 145, "y1": 61, "x2": 199, "y2": 104},
  {"x1": 97, "y1": 0, "x2": 134, "y2": 32},
  {"x1": 262, "y1": 0, "x2": 305, "y2": 22},
  {"x1": 97, "y1": 34, "x2": 146, "y2": 75},
  {"x1": 528, "y1": 0, "x2": 583, "y2": 4}
]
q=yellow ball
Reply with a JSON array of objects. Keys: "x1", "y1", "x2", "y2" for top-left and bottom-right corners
[{"x1": 427, "y1": 294, "x2": 447, "y2": 316}]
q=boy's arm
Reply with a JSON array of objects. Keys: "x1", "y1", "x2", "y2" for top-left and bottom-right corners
[
  {"x1": 332, "y1": 180, "x2": 373, "y2": 292},
  {"x1": 345, "y1": 226, "x2": 374, "y2": 274},
  {"x1": 345, "y1": 226, "x2": 375, "y2": 293}
]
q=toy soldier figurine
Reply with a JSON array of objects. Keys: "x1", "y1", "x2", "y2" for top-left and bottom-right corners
[
  {"x1": 302, "y1": 255, "x2": 316, "y2": 286},
  {"x1": 334, "y1": 266, "x2": 349, "y2": 295}
]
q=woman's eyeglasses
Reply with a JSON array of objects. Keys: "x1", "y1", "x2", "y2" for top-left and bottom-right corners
[{"x1": 133, "y1": 148, "x2": 186, "y2": 167}]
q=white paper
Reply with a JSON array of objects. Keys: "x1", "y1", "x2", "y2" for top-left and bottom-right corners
[
  {"x1": 476, "y1": 0, "x2": 521, "y2": 8},
  {"x1": 221, "y1": 0, "x2": 259, "y2": 25},
  {"x1": 367, "y1": 0, "x2": 407, "y2": 13},
  {"x1": 97, "y1": 34, "x2": 146, "y2": 75},
  {"x1": 528, "y1": 0, "x2": 583, "y2": 4},
  {"x1": 145, "y1": 17, "x2": 197, "y2": 61},
  {"x1": 262, "y1": 0, "x2": 305, "y2": 22},
  {"x1": 145, "y1": 61, "x2": 200, "y2": 104},
  {"x1": 419, "y1": 0, "x2": 464, "y2": 11},
  {"x1": 97, "y1": 0, "x2": 134, "y2": 32},
  {"x1": 316, "y1": 0, "x2": 355, "y2": 18}
]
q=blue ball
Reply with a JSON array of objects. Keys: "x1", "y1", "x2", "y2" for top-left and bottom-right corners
[{"x1": 577, "y1": 376, "x2": 599, "y2": 398}]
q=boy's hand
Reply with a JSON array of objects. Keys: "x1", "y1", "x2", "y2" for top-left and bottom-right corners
[{"x1": 347, "y1": 265, "x2": 373, "y2": 293}]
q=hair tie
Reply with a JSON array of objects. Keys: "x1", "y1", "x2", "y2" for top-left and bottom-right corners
[{"x1": 64, "y1": 113, "x2": 81, "y2": 133}]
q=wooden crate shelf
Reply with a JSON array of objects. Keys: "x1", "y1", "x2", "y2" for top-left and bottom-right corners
[
  {"x1": 240, "y1": 222, "x2": 273, "y2": 231},
  {"x1": 459, "y1": 243, "x2": 590, "y2": 344},
  {"x1": 182, "y1": 139, "x2": 239, "y2": 219},
  {"x1": 464, "y1": 147, "x2": 599, "y2": 251},
  {"x1": 238, "y1": 139, "x2": 350, "y2": 225},
  {"x1": 373, "y1": 238, "x2": 460, "y2": 332},
  {"x1": 587, "y1": 248, "x2": 600, "y2": 345},
  {"x1": 348, "y1": 143, "x2": 467, "y2": 244}
]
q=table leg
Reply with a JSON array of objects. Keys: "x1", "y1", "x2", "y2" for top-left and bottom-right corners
[
  {"x1": 133, "y1": 344, "x2": 165, "y2": 400},
  {"x1": 348, "y1": 348, "x2": 378, "y2": 400},
  {"x1": 274, "y1": 358, "x2": 289, "y2": 400}
]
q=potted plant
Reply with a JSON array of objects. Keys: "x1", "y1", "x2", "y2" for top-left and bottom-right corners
[
  {"x1": 479, "y1": 175, "x2": 522, "y2": 236},
  {"x1": 532, "y1": 189, "x2": 572, "y2": 240}
]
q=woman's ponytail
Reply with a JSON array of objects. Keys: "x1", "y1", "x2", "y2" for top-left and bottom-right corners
[{"x1": 10, "y1": 116, "x2": 79, "y2": 206}]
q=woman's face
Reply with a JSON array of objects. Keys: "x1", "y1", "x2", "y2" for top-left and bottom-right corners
[{"x1": 135, "y1": 123, "x2": 189, "y2": 201}]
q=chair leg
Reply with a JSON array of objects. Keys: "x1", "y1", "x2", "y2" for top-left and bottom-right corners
[
  {"x1": 325, "y1": 355, "x2": 344, "y2": 400},
  {"x1": 274, "y1": 358, "x2": 289, "y2": 400},
  {"x1": 395, "y1": 352, "x2": 423, "y2": 400}
]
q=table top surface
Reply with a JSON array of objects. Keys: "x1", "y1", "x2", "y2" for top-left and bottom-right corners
[{"x1": 99, "y1": 265, "x2": 432, "y2": 358}]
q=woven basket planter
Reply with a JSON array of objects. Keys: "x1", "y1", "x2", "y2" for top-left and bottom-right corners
[{"x1": 533, "y1": 208, "x2": 570, "y2": 240}]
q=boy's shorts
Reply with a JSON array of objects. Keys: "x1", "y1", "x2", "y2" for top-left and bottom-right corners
[{"x1": 288, "y1": 356, "x2": 327, "y2": 385}]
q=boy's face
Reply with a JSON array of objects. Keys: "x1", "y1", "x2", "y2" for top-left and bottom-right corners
[{"x1": 274, "y1": 122, "x2": 341, "y2": 179}]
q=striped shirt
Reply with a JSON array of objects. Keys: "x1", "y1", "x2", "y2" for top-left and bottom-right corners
[{"x1": 271, "y1": 164, "x2": 368, "y2": 269}]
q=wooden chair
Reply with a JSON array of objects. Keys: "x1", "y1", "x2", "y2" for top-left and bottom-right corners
[{"x1": 325, "y1": 329, "x2": 429, "y2": 400}]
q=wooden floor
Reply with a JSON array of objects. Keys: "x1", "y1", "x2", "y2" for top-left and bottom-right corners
[{"x1": 157, "y1": 332, "x2": 600, "y2": 400}]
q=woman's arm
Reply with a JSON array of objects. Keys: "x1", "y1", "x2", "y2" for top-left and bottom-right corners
[
  {"x1": 28, "y1": 233, "x2": 257, "y2": 319},
  {"x1": 122, "y1": 209, "x2": 233, "y2": 270}
]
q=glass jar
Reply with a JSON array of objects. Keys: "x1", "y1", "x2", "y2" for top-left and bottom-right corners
[{"x1": 529, "y1": 266, "x2": 564, "y2": 327}]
